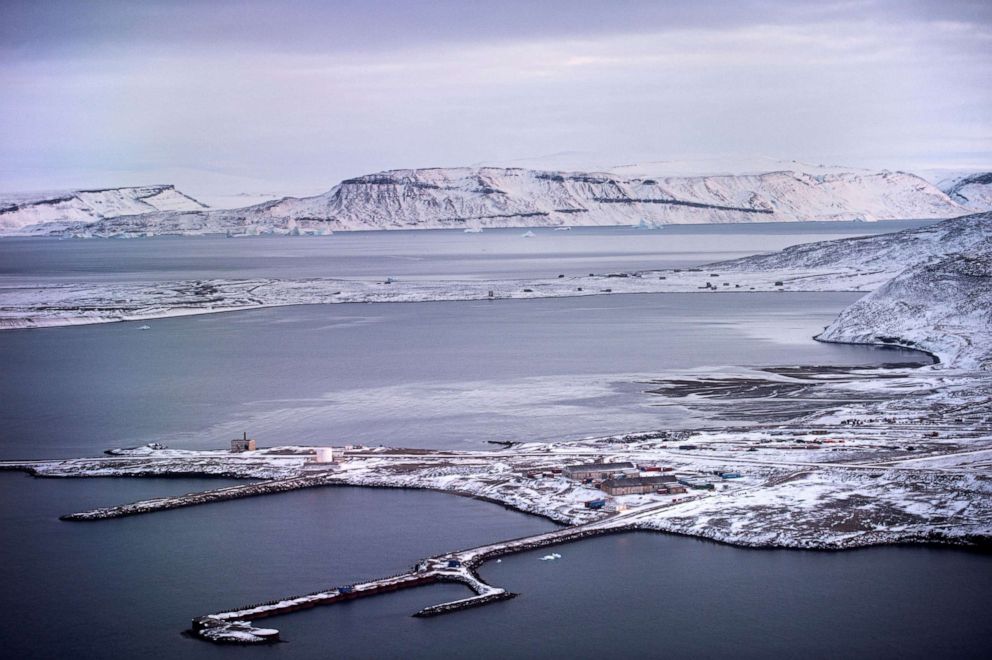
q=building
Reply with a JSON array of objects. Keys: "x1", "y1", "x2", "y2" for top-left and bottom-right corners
[
  {"x1": 231, "y1": 432, "x2": 256, "y2": 453},
  {"x1": 678, "y1": 477, "x2": 715, "y2": 490},
  {"x1": 600, "y1": 475, "x2": 677, "y2": 496},
  {"x1": 562, "y1": 461, "x2": 637, "y2": 481},
  {"x1": 314, "y1": 447, "x2": 335, "y2": 463}
]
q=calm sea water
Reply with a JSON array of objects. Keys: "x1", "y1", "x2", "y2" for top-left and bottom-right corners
[
  {"x1": 0, "y1": 293, "x2": 925, "y2": 459},
  {"x1": 0, "y1": 478, "x2": 987, "y2": 660},
  {"x1": 0, "y1": 219, "x2": 936, "y2": 284},
  {"x1": 0, "y1": 222, "x2": 985, "y2": 658}
]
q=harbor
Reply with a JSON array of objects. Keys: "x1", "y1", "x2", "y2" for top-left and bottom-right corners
[
  {"x1": 191, "y1": 511, "x2": 639, "y2": 643},
  {"x1": 2, "y1": 367, "x2": 989, "y2": 649}
]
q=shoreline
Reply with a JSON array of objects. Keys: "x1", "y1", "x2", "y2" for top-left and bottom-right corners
[
  {"x1": 0, "y1": 267, "x2": 888, "y2": 331},
  {"x1": 3, "y1": 466, "x2": 988, "y2": 554}
]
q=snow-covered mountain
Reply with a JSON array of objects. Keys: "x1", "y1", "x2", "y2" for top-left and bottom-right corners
[
  {"x1": 713, "y1": 212, "x2": 992, "y2": 273},
  {"x1": 938, "y1": 173, "x2": 992, "y2": 212},
  {"x1": 816, "y1": 249, "x2": 992, "y2": 370},
  {"x1": 0, "y1": 185, "x2": 207, "y2": 234},
  {"x1": 714, "y1": 211, "x2": 992, "y2": 370},
  {"x1": 17, "y1": 166, "x2": 969, "y2": 237}
]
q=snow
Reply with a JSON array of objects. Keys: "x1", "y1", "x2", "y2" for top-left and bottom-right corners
[
  {"x1": 935, "y1": 172, "x2": 992, "y2": 212},
  {"x1": 2, "y1": 205, "x2": 989, "y2": 550},
  {"x1": 2, "y1": 213, "x2": 984, "y2": 332},
  {"x1": 817, "y1": 250, "x2": 992, "y2": 370},
  {"x1": 0, "y1": 185, "x2": 207, "y2": 233},
  {"x1": 4, "y1": 166, "x2": 968, "y2": 237},
  {"x1": 0, "y1": 268, "x2": 866, "y2": 330},
  {"x1": 715, "y1": 212, "x2": 991, "y2": 272},
  {"x1": 13, "y1": 357, "x2": 989, "y2": 549}
]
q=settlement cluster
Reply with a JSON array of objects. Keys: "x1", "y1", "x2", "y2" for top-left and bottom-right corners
[{"x1": 528, "y1": 461, "x2": 742, "y2": 511}]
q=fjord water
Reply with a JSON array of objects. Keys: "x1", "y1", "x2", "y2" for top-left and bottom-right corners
[
  {"x1": 0, "y1": 222, "x2": 986, "y2": 658},
  {"x1": 0, "y1": 219, "x2": 936, "y2": 284},
  {"x1": 1, "y1": 479, "x2": 988, "y2": 659},
  {"x1": 0, "y1": 292, "x2": 926, "y2": 459}
]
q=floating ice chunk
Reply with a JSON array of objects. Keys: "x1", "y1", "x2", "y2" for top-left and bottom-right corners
[
  {"x1": 137, "y1": 325, "x2": 151, "y2": 330},
  {"x1": 521, "y1": 230, "x2": 535, "y2": 238},
  {"x1": 463, "y1": 227, "x2": 483, "y2": 233}
]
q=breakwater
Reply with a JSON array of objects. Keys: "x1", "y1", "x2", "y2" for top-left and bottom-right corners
[
  {"x1": 61, "y1": 473, "x2": 336, "y2": 521},
  {"x1": 192, "y1": 516, "x2": 634, "y2": 644}
]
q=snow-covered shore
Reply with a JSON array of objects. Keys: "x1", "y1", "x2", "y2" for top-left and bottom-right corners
[
  {"x1": 10, "y1": 213, "x2": 986, "y2": 331},
  {"x1": 6, "y1": 362, "x2": 990, "y2": 550},
  {"x1": 817, "y1": 252, "x2": 992, "y2": 370},
  {"x1": 0, "y1": 267, "x2": 886, "y2": 331},
  {"x1": 3, "y1": 214, "x2": 988, "y2": 374}
]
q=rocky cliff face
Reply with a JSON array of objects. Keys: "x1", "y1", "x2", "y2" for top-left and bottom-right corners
[
  {"x1": 18, "y1": 166, "x2": 968, "y2": 237},
  {"x1": 0, "y1": 185, "x2": 207, "y2": 233}
]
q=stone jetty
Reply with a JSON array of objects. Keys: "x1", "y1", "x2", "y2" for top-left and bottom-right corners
[{"x1": 191, "y1": 515, "x2": 634, "y2": 644}]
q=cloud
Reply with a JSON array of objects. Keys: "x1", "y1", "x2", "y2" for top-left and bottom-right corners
[{"x1": 0, "y1": 0, "x2": 989, "y2": 196}]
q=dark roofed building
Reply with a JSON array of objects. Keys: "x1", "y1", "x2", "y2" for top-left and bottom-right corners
[
  {"x1": 231, "y1": 432, "x2": 256, "y2": 453},
  {"x1": 601, "y1": 475, "x2": 677, "y2": 496},
  {"x1": 562, "y1": 461, "x2": 637, "y2": 480}
]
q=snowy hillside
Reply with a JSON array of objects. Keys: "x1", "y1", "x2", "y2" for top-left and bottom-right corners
[
  {"x1": 0, "y1": 185, "x2": 207, "y2": 233},
  {"x1": 714, "y1": 213, "x2": 992, "y2": 273},
  {"x1": 28, "y1": 166, "x2": 968, "y2": 237},
  {"x1": 816, "y1": 249, "x2": 992, "y2": 370},
  {"x1": 940, "y1": 173, "x2": 992, "y2": 212},
  {"x1": 714, "y1": 212, "x2": 992, "y2": 369}
]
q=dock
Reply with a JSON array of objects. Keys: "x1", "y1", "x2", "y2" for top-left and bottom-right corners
[
  {"x1": 191, "y1": 514, "x2": 635, "y2": 644},
  {"x1": 60, "y1": 473, "x2": 337, "y2": 521}
]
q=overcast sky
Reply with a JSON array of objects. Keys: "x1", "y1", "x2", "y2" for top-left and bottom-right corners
[{"x1": 1, "y1": 0, "x2": 990, "y2": 199}]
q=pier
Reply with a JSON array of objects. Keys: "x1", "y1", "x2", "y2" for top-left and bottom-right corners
[
  {"x1": 191, "y1": 514, "x2": 636, "y2": 644},
  {"x1": 60, "y1": 473, "x2": 336, "y2": 521}
]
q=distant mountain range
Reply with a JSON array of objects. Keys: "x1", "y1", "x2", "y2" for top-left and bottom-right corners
[
  {"x1": 2, "y1": 165, "x2": 990, "y2": 237},
  {"x1": 0, "y1": 185, "x2": 207, "y2": 234}
]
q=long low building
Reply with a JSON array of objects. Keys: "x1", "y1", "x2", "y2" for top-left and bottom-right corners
[
  {"x1": 601, "y1": 475, "x2": 677, "y2": 496},
  {"x1": 562, "y1": 461, "x2": 637, "y2": 480}
]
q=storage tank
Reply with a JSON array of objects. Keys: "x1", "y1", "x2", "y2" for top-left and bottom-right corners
[{"x1": 314, "y1": 447, "x2": 335, "y2": 463}]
